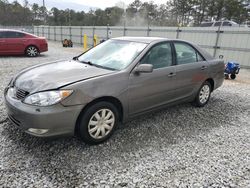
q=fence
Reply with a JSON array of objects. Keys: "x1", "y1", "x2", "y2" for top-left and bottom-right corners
[{"x1": 1, "y1": 25, "x2": 250, "y2": 67}]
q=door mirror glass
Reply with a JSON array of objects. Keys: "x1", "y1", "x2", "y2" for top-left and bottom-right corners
[{"x1": 134, "y1": 64, "x2": 153, "y2": 73}]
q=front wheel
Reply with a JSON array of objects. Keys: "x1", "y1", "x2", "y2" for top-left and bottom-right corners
[
  {"x1": 77, "y1": 101, "x2": 119, "y2": 144},
  {"x1": 26, "y1": 46, "x2": 39, "y2": 57},
  {"x1": 193, "y1": 81, "x2": 211, "y2": 107}
]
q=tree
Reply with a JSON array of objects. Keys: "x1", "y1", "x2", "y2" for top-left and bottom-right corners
[{"x1": 0, "y1": 0, "x2": 249, "y2": 27}]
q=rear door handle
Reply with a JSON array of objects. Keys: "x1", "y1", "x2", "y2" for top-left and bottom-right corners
[
  {"x1": 168, "y1": 72, "x2": 176, "y2": 77},
  {"x1": 201, "y1": 66, "x2": 207, "y2": 70}
]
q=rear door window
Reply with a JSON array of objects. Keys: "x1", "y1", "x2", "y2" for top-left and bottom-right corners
[
  {"x1": 0, "y1": 32, "x2": 7, "y2": 38},
  {"x1": 223, "y1": 21, "x2": 232, "y2": 26},
  {"x1": 174, "y1": 42, "x2": 204, "y2": 65},
  {"x1": 5, "y1": 31, "x2": 25, "y2": 38},
  {"x1": 200, "y1": 22, "x2": 213, "y2": 27},
  {"x1": 214, "y1": 22, "x2": 222, "y2": 26}
]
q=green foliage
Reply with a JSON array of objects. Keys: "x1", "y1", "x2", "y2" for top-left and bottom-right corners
[{"x1": 0, "y1": 0, "x2": 249, "y2": 26}]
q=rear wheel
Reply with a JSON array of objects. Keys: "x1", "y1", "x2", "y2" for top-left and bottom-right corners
[
  {"x1": 230, "y1": 74, "x2": 236, "y2": 80},
  {"x1": 26, "y1": 46, "x2": 39, "y2": 57},
  {"x1": 78, "y1": 101, "x2": 119, "y2": 144},
  {"x1": 193, "y1": 81, "x2": 211, "y2": 107}
]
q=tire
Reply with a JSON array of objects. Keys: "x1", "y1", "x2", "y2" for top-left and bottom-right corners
[
  {"x1": 225, "y1": 74, "x2": 229, "y2": 79},
  {"x1": 230, "y1": 74, "x2": 236, "y2": 80},
  {"x1": 77, "y1": 101, "x2": 119, "y2": 144},
  {"x1": 26, "y1": 45, "x2": 39, "y2": 57},
  {"x1": 193, "y1": 81, "x2": 211, "y2": 107}
]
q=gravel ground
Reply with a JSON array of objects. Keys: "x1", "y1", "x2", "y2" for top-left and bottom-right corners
[{"x1": 0, "y1": 41, "x2": 250, "y2": 187}]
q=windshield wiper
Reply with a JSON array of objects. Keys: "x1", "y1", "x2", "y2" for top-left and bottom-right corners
[
  {"x1": 93, "y1": 64, "x2": 117, "y2": 71},
  {"x1": 80, "y1": 60, "x2": 117, "y2": 71},
  {"x1": 80, "y1": 60, "x2": 94, "y2": 66}
]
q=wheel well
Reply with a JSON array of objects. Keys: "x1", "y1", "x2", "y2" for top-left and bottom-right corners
[
  {"x1": 75, "y1": 96, "x2": 124, "y2": 134},
  {"x1": 25, "y1": 45, "x2": 40, "y2": 53},
  {"x1": 206, "y1": 78, "x2": 214, "y2": 91}
]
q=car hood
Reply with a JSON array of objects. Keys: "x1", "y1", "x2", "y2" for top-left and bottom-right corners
[{"x1": 14, "y1": 60, "x2": 114, "y2": 93}]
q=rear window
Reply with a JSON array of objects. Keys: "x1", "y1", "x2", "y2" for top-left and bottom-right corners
[
  {"x1": 5, "y1": 31, "x2": 25, "y2": 38},
  {"x1": 223, "y1": 21, "x2": 232, "y2": 26},
  {"x1": 200, "y1": 22, "x2": 213, "y2": 27},
  {"x1": 214, "y1": 22, "x2": 222, "y2": 26},
  {"x1": 0, "y1": 32, "x2": 5, "y2": 38}
]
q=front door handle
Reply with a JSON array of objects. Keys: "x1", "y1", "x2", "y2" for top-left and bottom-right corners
[
  {"x1": 201, "y1": 66, "x2": 207, "y2": 70},
  {"x1": 168, "y1": 72, "x2": 176, "y2": 77}
]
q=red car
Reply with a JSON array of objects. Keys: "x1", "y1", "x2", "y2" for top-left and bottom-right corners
[{"x1": 0, "y1": 29, "x2": 48, "y2": 57}]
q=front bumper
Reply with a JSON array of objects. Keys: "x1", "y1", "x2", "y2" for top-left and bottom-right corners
[
  {"x1": 4, "y1": 88, "x2": 84, "y2": 137},
  {"x1": 39, "y1": 43, "x2": 48, "y2": 53}
]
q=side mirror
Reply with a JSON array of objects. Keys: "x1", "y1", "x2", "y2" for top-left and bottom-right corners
[
  {"x1": 134, "y1": 64, "x2": 153, "y2": 74},
  {"x1": 219, "y1": 55, "x2": 224, "y2": 59}
]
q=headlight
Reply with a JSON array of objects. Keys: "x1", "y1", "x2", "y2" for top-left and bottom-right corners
[{"x1": 23, "y1": 90, "x2": 73, "y2": 106}]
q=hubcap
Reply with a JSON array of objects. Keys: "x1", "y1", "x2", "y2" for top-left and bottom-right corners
[
  {"x1": 199, "y1": 85, "x2": 210, "y2": 104},
  {"x1": 88, "y1": 109, "x2": 115, "y2": 139},
  {"x1": 27, "y1": 47, "x2": 38, "y2": 57}
]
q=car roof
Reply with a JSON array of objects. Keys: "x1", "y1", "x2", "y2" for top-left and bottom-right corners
[
  {"x1": 0, "y1": 29, "x2": 28, "y2": 34},
  {"x1": 113, "y1": 36, "x2": 168, "y2": 44}
]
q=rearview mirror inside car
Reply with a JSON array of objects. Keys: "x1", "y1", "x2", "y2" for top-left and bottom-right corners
[{"x1": 134, "y1": 64, "x2": 153, "y2": 74}]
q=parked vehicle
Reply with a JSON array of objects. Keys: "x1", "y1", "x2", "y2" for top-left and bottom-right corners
[
  {"x1": 62, "y1": 39, "x2": 73, "y2": 47},
  {"x1": 4, "y1": 37, "x2": 224, "y2": 144},
  {"x1": 200, "y1": 20, "x2": 239, "y2": 27},
  {"x1": 224, "y1": 61, "x2": 240, "y2": 79},
  {"x1": 0, "y1": 29, "x2": 48, "y2": 57}
]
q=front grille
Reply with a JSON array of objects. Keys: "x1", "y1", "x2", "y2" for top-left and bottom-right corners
[{"x1": 15, "y1": 88, "x2": 29, "y2": 100}]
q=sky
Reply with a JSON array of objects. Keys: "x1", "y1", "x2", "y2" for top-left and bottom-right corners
[{"x1": 11, "y1": 0, "x2": 168, "y2": 11}]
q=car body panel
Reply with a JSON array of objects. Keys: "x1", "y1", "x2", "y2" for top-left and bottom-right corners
[
  {"x1": 128, "y1": 66, "x2": 177, "y2": 115},
  {"x1": 174, "y1": 61, "x2": 209, "y2": 99},
  {"x1": 14, "y1": 60, "x2": 114, "y2": 93},
  {"x1": 4, "y1": 90, "x2": 83, "y2": 137},
  {"x1": 4, "y1": 37, "x2": 224, "y2": 137},
  {"x1": 0, "y1": 38, "x2": 6, "y2": 53}
]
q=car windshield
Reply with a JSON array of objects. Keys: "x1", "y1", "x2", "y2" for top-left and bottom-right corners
[{"x1": 78, "y1": 39, "x2": 147, "y2": 70}]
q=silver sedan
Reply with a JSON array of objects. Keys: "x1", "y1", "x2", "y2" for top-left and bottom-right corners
[{"x1": 4, "y1": 37, "x2": 224, "y2": 144}]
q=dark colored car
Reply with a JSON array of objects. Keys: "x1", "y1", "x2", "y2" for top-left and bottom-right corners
[
  {"x1": 200, "y1": 20, "x2": 239, "y2": 27},
  {"x1": 0, "y1": 29, "x2": 48, "y2": 57},
  {"x1": 4, "y1": 37, "x2": 224, "y2": 144}
]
